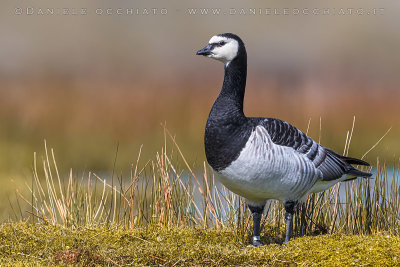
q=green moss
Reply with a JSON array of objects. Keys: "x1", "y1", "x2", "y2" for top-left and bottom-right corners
[{"x1": 0, "y1": 222, "x2": 399, "y2": 266}]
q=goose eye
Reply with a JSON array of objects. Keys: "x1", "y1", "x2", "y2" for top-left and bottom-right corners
[{"x1": 218, "y1": 41, "x2": 226, "y2": 46}]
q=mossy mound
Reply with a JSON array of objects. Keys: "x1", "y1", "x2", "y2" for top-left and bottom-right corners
[{"x1": 0, "y1": 222, "x2": 399, "y2": 266}]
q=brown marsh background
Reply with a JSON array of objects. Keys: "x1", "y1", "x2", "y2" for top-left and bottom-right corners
[{"x1": 0, "y1": 0, "x2": 399, "y2": 219}]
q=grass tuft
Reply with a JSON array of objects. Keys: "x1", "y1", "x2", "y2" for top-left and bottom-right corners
[
  {"x1": 14, "y1": 129, "x2": 399, "y2": 237},
  {"x1": 3, "y1": 126, "x2": 400, "y2": 265}
]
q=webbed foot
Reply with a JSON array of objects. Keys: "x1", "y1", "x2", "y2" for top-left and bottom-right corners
[
  {"x1": 252, "y1": 236, "x2": 263, "y2": 247},
  {"x1": 252, "y1": 239, "x2": 263, "y2": 247}
]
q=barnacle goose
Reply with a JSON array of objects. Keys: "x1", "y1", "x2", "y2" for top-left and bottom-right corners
[{"x1": 196, "y1": 33, "x2": 372, "y2": 246}]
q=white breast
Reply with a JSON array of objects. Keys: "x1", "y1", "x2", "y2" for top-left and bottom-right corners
[{"x1": 216, "y1": 126, "x2": 321, "y2": 203}]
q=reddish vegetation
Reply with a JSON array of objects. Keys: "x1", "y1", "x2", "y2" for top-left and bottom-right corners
[
  {"x1": 53, "y1": 248, "x2": 103, "y2": 265},
  {"x1": 1, "y1": 74, "x2": 398, "y2": 172}
]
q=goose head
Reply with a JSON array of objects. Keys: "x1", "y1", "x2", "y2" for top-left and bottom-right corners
[{"x1": 196, "y1": 33, "x2": 245, "y2": 66}]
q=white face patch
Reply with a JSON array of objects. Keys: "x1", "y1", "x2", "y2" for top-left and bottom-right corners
[{"x1": 207, "y1": 35, "x2": 239, "y2": 64}]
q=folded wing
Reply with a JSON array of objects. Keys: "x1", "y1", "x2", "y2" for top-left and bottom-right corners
[{"x1": 259, "y1": 118, "x2": 372, "y2": 181}]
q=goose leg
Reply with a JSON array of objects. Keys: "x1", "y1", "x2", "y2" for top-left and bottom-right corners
[
  {"x1": 247, "y1": 203, "x2": 265, "y2": 247},
  {"x1": 284, "y1": 200, "x2": 298, "y2": 244}
]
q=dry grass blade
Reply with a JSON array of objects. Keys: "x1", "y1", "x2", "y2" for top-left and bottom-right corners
[{"x1": 9, "y1": 127, "x2": 399, "y2": 241}]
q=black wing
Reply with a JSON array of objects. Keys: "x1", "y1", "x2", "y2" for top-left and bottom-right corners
[{"x1": 258, "y1": 118, "x2": 372, "y2": 181}]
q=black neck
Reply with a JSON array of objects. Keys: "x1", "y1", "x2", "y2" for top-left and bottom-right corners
[
  {"x1": 204, "y1": 44, "x2": 250, "y2": 171},
  {"x1": 210, "y1": 52, "x2": 247, "y2": 122}
]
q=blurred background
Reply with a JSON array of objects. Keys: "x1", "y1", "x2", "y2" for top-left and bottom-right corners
[{"x1": 0, "y1": 0, "x2": 399, "y2": 217}]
